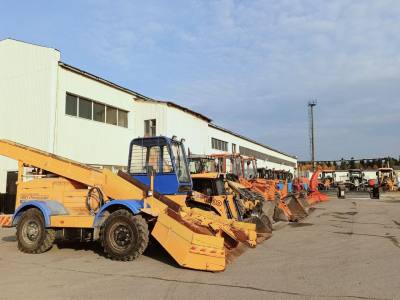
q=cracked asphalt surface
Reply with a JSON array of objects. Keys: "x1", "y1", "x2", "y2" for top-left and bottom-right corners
[{"x1": 1, "y1": 196, "x2": 400, "y2": 300}]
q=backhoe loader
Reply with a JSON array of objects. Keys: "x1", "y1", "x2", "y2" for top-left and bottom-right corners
[
  {"x1": 240, "y1": 155, "x2": 309, "y2": 221},
  {"x1": 346, "y1": 169, "x2": 366, "y2": 191},
  {"x1": 369, "y1": 168, "x2": 399, "y2": 200},
  {"x1": 128, "y1": 139, "x2": 272, "y2": 236},
  {"x1": 0, "y1": 139, "x2": 260, "y2": 272},
  {"x1": 319, "y1": 170, "x2": 336, "y2": 190},
  {"x1": 210, "y1": 153, "x2": 308, "y2": 223},
  {"x1": 187, "y1": 154, "x2": 272, "y2": 233}
]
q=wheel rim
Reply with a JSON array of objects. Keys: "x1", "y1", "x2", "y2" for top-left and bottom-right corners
[
  {"x1": 22, "y1": 221, "x2": 40, "y2": 244},
  {"x1": 109, "y1": 223, "x2": 134, "y2": 250}
]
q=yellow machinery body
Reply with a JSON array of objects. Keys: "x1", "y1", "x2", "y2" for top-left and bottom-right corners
[{"x1": 0, "y1": 139, "x2": 259, "y2": 271}]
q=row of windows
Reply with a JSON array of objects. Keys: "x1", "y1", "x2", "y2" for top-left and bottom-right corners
[
  {"x1": 211, "y1": 138, "x2": 228, "y2": 151},
  {"x1": 65, "y1": 93, "x2": 128, "y2": 128},
  {"x1": 239, "y1": 146, "x2": 296, "y2": 167}
]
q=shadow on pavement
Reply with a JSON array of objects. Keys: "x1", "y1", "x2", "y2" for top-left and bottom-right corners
[
  {"x1": 143, "y1": 237, "x2": 180, "y2": 269},
  {"x1": 2, "y1": 235, "x2": 16, "y2": 242}
]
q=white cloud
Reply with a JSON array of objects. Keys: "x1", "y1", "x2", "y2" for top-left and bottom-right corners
[{"x1": 81, "y1": 0, "x2": 400, "y2": 159}]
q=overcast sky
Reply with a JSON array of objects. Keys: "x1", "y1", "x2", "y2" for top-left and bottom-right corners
[{"x1": 1, "y1": 0, "x2": 399, "y2": 160}]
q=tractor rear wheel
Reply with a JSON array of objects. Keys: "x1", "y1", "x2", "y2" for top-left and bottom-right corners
[
  {"x1": 100, "y1": 209, "x2": 149, "y2": 261},
  {"x1": 16, "y1": 208, "x2": 55, "y2": 254}
]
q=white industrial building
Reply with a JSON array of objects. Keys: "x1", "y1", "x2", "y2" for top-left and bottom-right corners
[{"x1": 0, "y1": 38, "x2": 297, "y2": 193}]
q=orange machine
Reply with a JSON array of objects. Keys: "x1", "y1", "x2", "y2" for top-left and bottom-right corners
[
  {"x1": 212, "y1": 153, "x2": 308, "y2": 222},
  {"x1": 308, "y1": 169, "x2": 328, "y2": 204}
]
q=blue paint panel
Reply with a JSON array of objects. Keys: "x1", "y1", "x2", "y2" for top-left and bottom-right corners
[
  {"x1": 277, "y1": 182, "x2": 284, "y2": 191},
  {"x1": 93, "y1": 200, "x2": 145, "y2": 227},
  {"x1": 133, "y1": 174, "x2": 180, "y2": 194},
  {"x1": 288, "y1": 182, "x2": 293, "y2": 193},
  {"x1": 12, "y1": 200, "x2": 68, "y2": 227}
]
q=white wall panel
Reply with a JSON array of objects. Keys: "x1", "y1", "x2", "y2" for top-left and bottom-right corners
[
  {"x1": 0, "y1": 39, "x2": 59, "y2": 191},
  {"x1": 207, "y1": 125, "x2": 296, "y2": 173},
  {"x1": 54, "y1": 67, "x2": 136, "y2": 166},
  {"x1": 165, "y1": 106, "x2": 209, "y2": 155}
]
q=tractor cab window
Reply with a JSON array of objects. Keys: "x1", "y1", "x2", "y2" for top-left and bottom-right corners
[
  {"x1": 170, "y1": 142, "x2": 190, "y2": 183},
  {"x1": 229, "y1": 157, "x2": 243, "y2": 178},
  {"x1": 129, "y1": 144, "x2": 173, "y2": 174},
  {"x1": 243, "y1": 159, "x2": 257, "y2": 179},
  {"x1": 215, "y1": 178, "x2": 226, "y2": 195}
]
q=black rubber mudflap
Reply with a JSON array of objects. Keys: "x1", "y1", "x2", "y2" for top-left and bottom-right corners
[{"x1": 286, "y1": 196, "x2": 308, "y2": 221}]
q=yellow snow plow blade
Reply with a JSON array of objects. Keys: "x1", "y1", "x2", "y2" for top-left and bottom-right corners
[{"x1": 152, "y1": 212, "x2": 226, "y2": 271}]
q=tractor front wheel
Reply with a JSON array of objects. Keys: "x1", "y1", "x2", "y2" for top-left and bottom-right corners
[
  {"x1": 16, "y1": 208, "x2": 55, "y2": 254},
  {"x1": 100, "y1": 209, "x2": 149, "y2": 261}
]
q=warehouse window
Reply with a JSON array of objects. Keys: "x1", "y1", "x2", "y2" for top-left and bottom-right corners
[
  {"x1": 66, "y1": 94, "x2": 78, "y2": 116},
  {"x1": 144, "y1": 119, "x2": 156, "y2": 137},
  {"x1": 211, "y1": 138, "x2": 228, "y2": 151},
  {"x1": 93, "y1": 102, "x2": 105, "y2": 122},
  {"x1": 79, "y1": 98, "x2": 92, "y2": 120},
  {"x1": 66, "y1": 93, "x2": 128, "y2": 128},
  {"x1": 106, "y1": 107, "x2": 118, "y2": 125},
  {"x1": 118, "y1": 110, "x2": 128, "y2": 128}
]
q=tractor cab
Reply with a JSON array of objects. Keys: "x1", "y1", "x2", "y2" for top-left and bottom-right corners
[
  {"x1": 212, "y1": 154, "x2": 243, "y2": 180},
  {"x1": 188, "y1": 154, "x2": 217, "y2": 174},
  {"x1": 319, "y1": 170, "x2": 336, "y2": 190},
  {"x1": 347, "y1": 169, "x2": 365, "y2": 190},
  {"x1": 321, "y1": 170, "x2": 336, "y2": 180},
  {"x1": 376, "y1": 168, "x2": 397, "y2": 191},
  {"x1": 348, "y1": 169, "x2": 364, "y2": 183},
  {"x1": 128, "y1": 136, "x2": 192, "y2": 194},
  {"x1": 377, "y1": 168, "x2": 394, "y2": 181},
  {"x1": 241, "y1": 156, "x2": 258, "y2": 180},
  {"x1": 191, "y1": 173, "x2": 227, "y2": 197}
]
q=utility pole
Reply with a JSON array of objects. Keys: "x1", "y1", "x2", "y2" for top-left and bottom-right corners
[{"x1": 308, "y1": 100, "x2": 317, "y2": 171}]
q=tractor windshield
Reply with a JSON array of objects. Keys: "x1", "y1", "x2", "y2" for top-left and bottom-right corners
[
  {"x1": 170, "y1": 142, "x2": 190, "y2": 183},
  {"x1": 215, "y1": 178, "x2": 226, "y2": 195},
  {"x1": 129, "y1": 143, "x2": 173, "y2": 174},
  {"x1": 230, "y1": 157, "x2": 243, "y2": 178},
  {"x1": 189, "y1": 157, "x2": 216, "y2": 174},
  {"x1": 243, "y1": 159, "x2": 257, "y2": 179}
]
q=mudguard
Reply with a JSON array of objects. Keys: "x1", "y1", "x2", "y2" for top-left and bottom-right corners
[
  {"x1": 12, "y1": 200, "x2": 68, "y2": 227},
  {"x1": 93, "y1": 200, "x2": 145, "y2": 227}
]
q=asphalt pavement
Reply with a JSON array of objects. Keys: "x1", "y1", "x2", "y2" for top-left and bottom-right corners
[{"x1": 1, "y1": 196, "x2": 400, "y2": 300}]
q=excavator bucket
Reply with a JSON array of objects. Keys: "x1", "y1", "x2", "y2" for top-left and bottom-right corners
[
  {"x1": 285, "y1": 195, "x2": 308, "y2": 221},
  {"x1": 296, "y1": 192, "x2": 312, "y2": 213},
  {"x1": 226, "y1": 180, "x2": 273, "y2": 235}
]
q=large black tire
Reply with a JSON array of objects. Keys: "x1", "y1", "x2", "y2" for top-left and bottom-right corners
[
  {"x1": 100, "y1": 209, "x2": 149, "y2": 261},
  {"x1": 16, "y1": 208, "x2": 55, "y2": 254}
]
